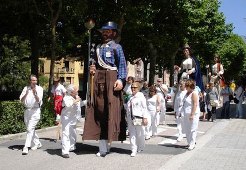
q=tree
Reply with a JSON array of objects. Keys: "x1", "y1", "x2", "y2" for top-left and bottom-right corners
[
  {"x1": 218, "y1": 34, "x2": 246, "y2": 81},
  {"x1": 0, "y1": 35, "x2": 31, "y2": 91}
]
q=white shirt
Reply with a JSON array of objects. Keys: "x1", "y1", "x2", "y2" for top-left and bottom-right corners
[
  {"x1": 147, "y1": 94, "x2": 159, "y2": 112},
  {"x1": 51, "y1": 83, "x2": 66, "y2": 96},
  {"x1": 183, "y1": 91, "x2": 200, "y2": 115},
  {"x1": 212, "y1": 63, "x2": 224, "y2": 76},
  {"x1": 127, "y1": 92, "x2": 147, "y2": 118},
  {"x1": 62, "y1": 95, "x2": 81, "y2": 120},
  {"x1": 19, "y1": 85, "x2": 43, "y2": 109}
]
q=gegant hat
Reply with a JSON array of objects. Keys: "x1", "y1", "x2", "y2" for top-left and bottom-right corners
[{"x1": 99, "y1": 21, "x2": 118, "y2": 31}]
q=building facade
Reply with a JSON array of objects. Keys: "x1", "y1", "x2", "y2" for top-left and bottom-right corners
[{"x1": 40, "y1": 57, "x2": 85, "y2": 90}]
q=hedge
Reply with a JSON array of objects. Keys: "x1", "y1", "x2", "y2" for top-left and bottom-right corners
[{"x1": 0, "y1": 96, "x2": 55, "y2": 136}]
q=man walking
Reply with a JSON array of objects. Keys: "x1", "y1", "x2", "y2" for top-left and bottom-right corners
[{"x1": 20, "y1": 75, "x2": 43, "y2": 155}]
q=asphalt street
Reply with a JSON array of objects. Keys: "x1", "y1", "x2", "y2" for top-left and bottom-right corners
[{"x1": 0, "y1": 111, "x2": 245, "y2": 170}]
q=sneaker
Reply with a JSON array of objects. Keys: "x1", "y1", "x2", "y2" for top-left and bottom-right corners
[
  {"x1": 62, "y1": 154, "x2": 69, "y2": 158},
  {"x1": 130, "y1": 152, "x2": 136, "y2": 157},
  {"x1": 188, "y1": 144, "x2": 195, "y2": 151},
  {"x1": 96, "y1": 152, "x2": 107, "y2": 157},
  {"x1": 177, "y1": 136, "x2": 183, "y2": 142},
  {"x1": 22, "y1": 147, "x2": 29, "y2": 155},
  {"x1": 31, "y1": 143, "x2": 42, "y2": 150}
]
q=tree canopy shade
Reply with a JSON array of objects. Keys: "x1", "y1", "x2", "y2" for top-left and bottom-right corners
[
  {"x1": 218, "y1": 34, "x2": 246, "y2": 82},
  {"x1": 0, "y1": 0, "x2": 244, "y2": 89},
  {"x1": 0, "y1": 35, "x2": 31, "y2": 91}
]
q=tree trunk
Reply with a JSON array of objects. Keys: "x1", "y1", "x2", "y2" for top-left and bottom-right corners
[
  {"x1": 30, "y1": 24, "x2": 40, "y2": 81},
  {"x1": 48, "y1": 25, "x2": 56, "y2": 97},
  {"x1": 149, "y1": 42, "x2": 157, "y2": 85},
  {"x1": 47, "y1": 0, "x2": 62, "y2": 97},
  {"x1": 143, "y1": 57, "x2": 148, "y2": 81}
]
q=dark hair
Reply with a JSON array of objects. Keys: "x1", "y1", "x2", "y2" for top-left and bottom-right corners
[
  {"x1": 149, "y1": 85, "x2": 157, "y2": 93},
  {"x1": 127, "y1": 76, "x2": 135, "y2": 82},
  {"x1": 182, "y1": 44, "x2": 193, "y2": 55}
]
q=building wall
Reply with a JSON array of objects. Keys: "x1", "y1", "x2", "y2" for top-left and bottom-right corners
[{"x1": 40, "y1": 58, "x2": 84, "y2": 89}]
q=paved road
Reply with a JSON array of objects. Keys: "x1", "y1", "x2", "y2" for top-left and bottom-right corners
[{"x1": 0, "y1": 111, "x2": 245, "y2": 170}]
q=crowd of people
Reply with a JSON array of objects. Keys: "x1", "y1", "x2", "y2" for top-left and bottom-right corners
[{"x1": 19, "y1": 21, "x2": 245, "y2": 159}]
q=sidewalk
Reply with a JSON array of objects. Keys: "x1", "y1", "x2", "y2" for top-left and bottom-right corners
[{"x1": 162, "y1": 119, "x2": 246, "y2": 170}]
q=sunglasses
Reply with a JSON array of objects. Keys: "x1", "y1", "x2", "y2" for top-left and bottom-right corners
[{"x1": 131, "y1": 86, "x2": 138, "y2": 89}]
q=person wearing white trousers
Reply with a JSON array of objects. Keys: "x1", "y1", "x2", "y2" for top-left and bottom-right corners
[
  {"x1": 61, "y1": 84, "x2": 85, "y2": 158},
  {"x1": 20, "y1": 75, "x2": 43, "y2": 155},
  {"x1": 174, "y1": 80, "x2": 187, "y2": 142},
  {"x1": 126, "y1": 82, "x2": 148, "y2": 157},
  {"x1": 156, "y1": 78, "x2": 168, "y2": 125},
  {"x1": 145, "y1": 85, "x2": 161, "y2": 140},
  {"x1": 182, "y1": 79, "x2": 200, "y2": 150}
]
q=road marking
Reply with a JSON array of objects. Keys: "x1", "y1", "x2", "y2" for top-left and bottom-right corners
[
  {"x1": 157, "y1": 127, "x2": 167, "y2": 133},
  {"x1": 158, "y1": 138, "x2": 177, "y2": 145}
]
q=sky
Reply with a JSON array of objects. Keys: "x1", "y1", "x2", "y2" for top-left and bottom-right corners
[{"x1": 219, "y1": 0, "x2": 246, "y2": 36}]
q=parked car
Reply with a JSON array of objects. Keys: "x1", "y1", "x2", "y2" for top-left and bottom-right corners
[{"x1": 165, "y1": 87, "x2": 177, "y2": 110}]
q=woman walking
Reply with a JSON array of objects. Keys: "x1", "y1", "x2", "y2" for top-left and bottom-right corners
[
  {"x1": 183, "y1": 79, "x2": 200, "y2": 150},
  {"x1": 126, "y1": 82, "x2": 148, "y2": 157}
]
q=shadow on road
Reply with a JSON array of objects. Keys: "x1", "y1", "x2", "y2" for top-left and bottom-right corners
[{"x1": 8, "y1": 145, "x2": 23, "y2": 151}]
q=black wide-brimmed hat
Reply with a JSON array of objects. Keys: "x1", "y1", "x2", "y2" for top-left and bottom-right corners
[{"x1": 99, "y1": 21, "x2": 118, "y2": 32}]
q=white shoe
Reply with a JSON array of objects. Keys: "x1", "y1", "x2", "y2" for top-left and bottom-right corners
[
  {"x1": 96, "y1": 152, "x2": 107, "y2": 157},
  {"x1": 130, "y1": 152, "x2": 136, "y2": 157},
  {"x1": 31, "y1": 143, "x2": 42, "y2": 150},
  {"x1": 22, "y1": 147, "x2": 29, "y2": 155},
  {"x1": 188, "y1": 144, "x2": 195, "y2": 150},
  {"x1": 177, "y1": 136, "x2": 183, "y2": 142},
  {"x1": 69, "y1": 146, "x2": 76, "y2": 152}
]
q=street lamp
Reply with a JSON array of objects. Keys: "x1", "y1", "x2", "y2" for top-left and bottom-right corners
[{"x1": 84, "y1": 19, "x2": 95, "y2": 103}]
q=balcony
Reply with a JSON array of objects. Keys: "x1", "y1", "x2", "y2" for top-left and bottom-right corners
[{"x1": 56, "y1": 67, "x2": 75, "y2": 74}]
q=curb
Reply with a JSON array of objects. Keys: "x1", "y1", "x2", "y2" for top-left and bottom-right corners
[
  {"x1": 0, "y1": 126, "x2": 59, "y2": 141},
  {"x1": 0, "y1": 118, "x2": 85, "y2": 142}
]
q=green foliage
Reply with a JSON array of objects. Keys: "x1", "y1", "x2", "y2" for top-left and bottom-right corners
[
  {"x1": 39, "y1": 74, "x2": 49, "y2": 90},
  {"x1": 0, "y1": 35, "x2": 31, "y2": 91},
  {"x1": 218, "y1": 34, "x2": 246, "y2": 81},
  {"x1": 0, "y1": 101, "x2": 26, "y2": 135},
  {"x1": 37, "y1": 94, "x2": 56, "y2": 129},
  {"x1": 0, "y1": 95, "x2": 55, "y2": 136}
]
